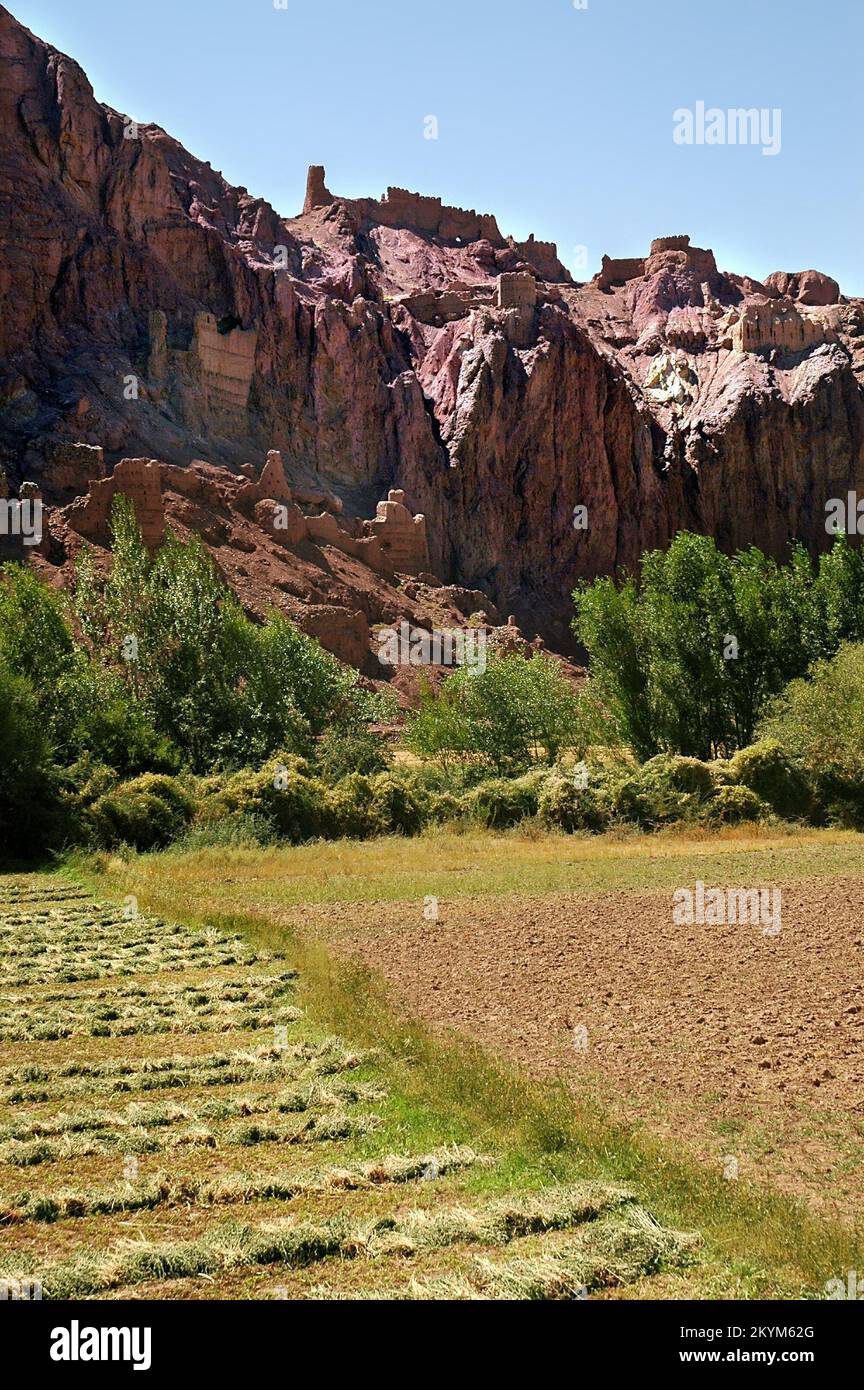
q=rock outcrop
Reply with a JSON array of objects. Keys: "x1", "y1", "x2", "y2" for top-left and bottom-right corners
[{"x1": 1, "y1": 6, "x2": 863, "y2": 661}]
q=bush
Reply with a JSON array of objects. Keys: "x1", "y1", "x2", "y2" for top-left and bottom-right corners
[
  {"x1": 759, "y1": 643, "x2": 864, "y2": 826},
  {"x1": 171, "y1": 812, "x2": 278, "y2": 851},
  {"x1": 462, "y1": 771, "x2": 547, "y2": 828},
  {"x1": 214, "y1": 758, "x2": 327, "y2": 842},
  {"x1": 314, "y1": 726, "x2": 388, "y2": 781},
  {"x1": 368, "y1": 773, "x2": 428, "y2": 836},
  {"x1": 426, "y1": 791, "x2": 463, "y2": 825},
  {"x1": 726, "y1": 739, "x2": 811, "y2": 820},
  {"x1": 93, "y1": 774, "x2": 195, "y2": 850},
  {"x1": 537, "y1": 775, "x2": 610, "y2": 833},
  {"x1": 325, "y1": 774, "x2": 379, "y2": 839},
  {"x1": 702, "y1": 784, "x2": 767, "y2": 826},
  {"x1": 662, "y1": 755, "x2": 717, "y2": 798},
  {"x1": 613, "y1": 753, "x2": 715, "y2": 828}
]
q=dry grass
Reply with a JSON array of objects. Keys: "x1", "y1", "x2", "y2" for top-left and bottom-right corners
[
  {"x1": 97, "y1": 826, "x2": 864, "y2": 913},
  {"x1": 2, "y1": 1183, "x2": 692, "y2": 1300}
]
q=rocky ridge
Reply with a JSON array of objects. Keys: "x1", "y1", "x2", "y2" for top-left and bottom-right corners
[{"x1": 1, "y1": 5, "x2": 862, "y2": 669}]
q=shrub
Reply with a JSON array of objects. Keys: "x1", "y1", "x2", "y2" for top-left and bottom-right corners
[
  {"x1": 537, "y1": 775, "x2": 610, "y2": 833},
  {"x1": 726, "y1": 739, "x2": 811, "y2": 820},
  {"x1": 702, "y1": 784, "x2": 767, "y2": 826},
  {"x1": 426, "y1": 791, "x2": 463, "y2": 825},
  {"x1": 325, "y1": 774, "x2": 380, "y2": 839},
  {"x1": 368, "y1": 773, "x2": 428, "y2": 836},
  {"x1": 92, "y1": 774, "x2": 194, "y2": 850},
  {"x1": 759, "y1": 643, "x2": 864, "y2": 826},
  {"x1": 214, "y1": 759, "x2": 327, "y2": 842},
  {"x1": 171, "y1": 813, "x2": 278, "y2": 851},
  {"x1": 462, "y1": 771, "x2": 546, "y2": 828},
  {"x1": 613, "y1": 753, "x2": 715, "y2": 828},
  {"x1": 315, "y1": 726, "x2": 388, "y2": 781},
  {"x1": 662, "y1": 755, "x2": 717, "y2": 798}
]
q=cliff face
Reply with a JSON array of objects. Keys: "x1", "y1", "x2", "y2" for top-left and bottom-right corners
[{"x1": 1, "y1": 5, "x2": 863, "y2": 656}]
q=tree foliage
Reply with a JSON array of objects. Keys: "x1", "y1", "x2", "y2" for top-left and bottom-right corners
[{"x1": 573, "y1": 531, "x2": 864, "y2": 758}]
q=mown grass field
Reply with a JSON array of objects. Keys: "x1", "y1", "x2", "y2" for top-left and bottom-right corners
[
  {"x1": 0, "y1": 874, "x2": 702, "y2": 1300},
  {"x1": 35, "y1": 824, "x2": 864, "y2": 1300}
]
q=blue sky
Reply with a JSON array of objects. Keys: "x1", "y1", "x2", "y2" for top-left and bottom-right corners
[{"x1": 11, "y1": 0, "x2": 863, "y2": 293}]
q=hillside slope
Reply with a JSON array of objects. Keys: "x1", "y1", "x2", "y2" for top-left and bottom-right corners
[{"x1": 1, "y1": 4, "x2": 862, "y2": 654}]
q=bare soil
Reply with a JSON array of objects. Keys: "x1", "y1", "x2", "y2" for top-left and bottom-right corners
[{"x1": 306, "y1": 876, "x2": 864, "y2": 1213}]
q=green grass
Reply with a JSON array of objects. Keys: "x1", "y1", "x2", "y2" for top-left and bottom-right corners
[{"x1": 89, "y1": 825, "x2": 864, "y2": 913}]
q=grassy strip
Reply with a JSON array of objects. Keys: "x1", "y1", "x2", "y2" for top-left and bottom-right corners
[{"x1": 100, "y1": 827, "x2": 864, "y2": 910}]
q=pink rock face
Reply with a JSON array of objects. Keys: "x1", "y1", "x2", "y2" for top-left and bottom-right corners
[
  {"x1": 2, "y1": 8, "x2": 864, "y2": 661},
  {"x1": 764, "y1": 270, "x2": 841, "y2": 306}
]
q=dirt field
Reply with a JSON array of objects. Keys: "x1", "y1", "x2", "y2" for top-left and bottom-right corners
[{"x1": 299, "y1": 875, "x2": 864, "y2": 1215}]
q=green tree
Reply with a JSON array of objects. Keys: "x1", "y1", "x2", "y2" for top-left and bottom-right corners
[
  {"x1": 406, "y1": 652, "x2": 589, "y2": 773},
  {"x1": 573, "y1": 532, "x2": 864, "y2": 759},
  {"x1": 0, "y1": 664, "x2": 61, "y2": 860},
  {"x1": 72, "y1": 496, "x2": 385, "y2": 772}
]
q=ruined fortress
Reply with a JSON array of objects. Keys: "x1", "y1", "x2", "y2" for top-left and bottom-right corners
[
  {"x1": 302, "y1": 165, "x2": 569, "y2": 282},
  {"x1": 593, "y1": 235, "x2": 844, "y2": 359},
  {"x1": 63, "y1": 449, "x2": 430, "y2": 577},
  {"x1": 595, "y1": 235, "x2": 720, "y2": 291}
]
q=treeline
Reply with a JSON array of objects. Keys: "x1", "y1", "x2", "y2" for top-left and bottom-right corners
[
  {"x1": 3, "y1": 516, "x2": 864, "y2": 860},
  {"x1": 572, "y1": 530, "x2": 864, "y2": 758}
]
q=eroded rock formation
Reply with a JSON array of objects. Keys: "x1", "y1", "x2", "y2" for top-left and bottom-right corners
[{"x1": 1, "y1": 6, "x2": 863, "y2": 661}]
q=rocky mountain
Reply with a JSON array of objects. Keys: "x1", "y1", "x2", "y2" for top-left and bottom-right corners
[{"x1": 1, "y1": 4, "x2": 862, "y2": 669}]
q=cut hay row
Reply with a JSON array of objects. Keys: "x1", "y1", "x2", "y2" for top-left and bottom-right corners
[
  {"x1": 0, "y1": 1078, "x2": 383, "y2": 1143},
  {"x1": 0, "y1": 989, "x2": 301, "y2": 1043},
  {"x1": 0, "y1": 945, "x2": 270, "y2": 987},
  {"x1": 312, "y1": 1207, "x2": 697, "y2": 1301},
  {"x1": 0, "y1": 886, "x2": 90, "y2": 903},
  {"x1": 0, "y1": 1146, "x2": 485, "y2": 1225},
  {"x1": 0, "y1": 1111, "x2": 380, "y2": 1167},
  {"x1": 1, "y1": 970, "x2": 298, "y2": 1008},
  {"x1": 0, "y1": 1185, "x2": 689, "y2": 1300},
  {"x1": 1, "y1": 1041, "x2": 367, "y2": 1105}
]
